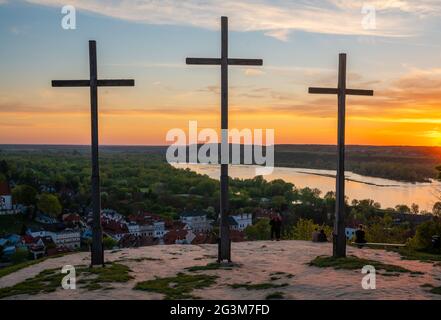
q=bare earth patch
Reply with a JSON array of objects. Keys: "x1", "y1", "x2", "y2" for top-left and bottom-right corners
[{"x1": 0, "y1": 240, "x2": 440, "y2": 300}]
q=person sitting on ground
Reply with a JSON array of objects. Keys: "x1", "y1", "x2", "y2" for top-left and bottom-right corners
[
  {"x1": 312, "y1": 228, "x2": 320, "y2": 242},
  {"x1": 318, "y1": 229, "x2": 327, "y2": 242},
  {"x1": 355, "y1": 224, "x2": 367, "y2": 248}
]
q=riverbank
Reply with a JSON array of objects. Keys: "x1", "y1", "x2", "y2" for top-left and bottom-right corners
[{"x1": 173, "y1": 163, "x2": 441, "y2": 211}]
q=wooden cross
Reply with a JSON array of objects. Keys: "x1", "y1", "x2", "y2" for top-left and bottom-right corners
[
  {"x1": 308, "y1": 53, "x2": 373, "y2": 258},
  {"x1": 52, "y1": 40, "x2": 135, "y2": 266},
  {"x1": 186, "y1": 16, "x2": 263, "y2": 263}
]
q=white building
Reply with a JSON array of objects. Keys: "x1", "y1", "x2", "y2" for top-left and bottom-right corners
[
  {"x1": 153, "y1": 221, "x2": 165, "y2": 238},
  {"x1": 50, "y1": 229, "x2": 81, "y2": 249},
  {"x1": 128, "y1": 222, "x2": 154, "y2": 237},
  {"x1": 180, "y1": 210, "x2": 213, "y2": 233},
  {"x1": 102, "y1": 209, "x2": 126, "y2": 222},
  {"x1": 229, "y1": 213, "x2": 253, "y2": 231}
]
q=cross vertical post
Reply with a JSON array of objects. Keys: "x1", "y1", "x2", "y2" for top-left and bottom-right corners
[
  {"x1": 89, "y1": 41, "x2": 102, "y2": 266},
  {"x1": 335, "y1": 54, "x2": 347, "y2": 258},
  {"x1": 52, "y1": 40, "x2": 135, "y2": 266},
  {"x1": 308, "y1": 53, "x2": 373, "y2": 258},
  {"x1": 186, "y1": 17, "x2": 263, "y2": 263},
  {"x1": 220, "y1": 17, "x2": 230, "y2": 262}
]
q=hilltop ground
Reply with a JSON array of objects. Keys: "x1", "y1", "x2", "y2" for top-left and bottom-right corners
[{"x1": 1, "y1": 240, "x2": 440, "y2": 300}]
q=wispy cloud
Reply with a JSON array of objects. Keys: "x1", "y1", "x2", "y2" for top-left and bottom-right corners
[{"x1": 25, "y1": 0, "x2": 434, "y2": 39}]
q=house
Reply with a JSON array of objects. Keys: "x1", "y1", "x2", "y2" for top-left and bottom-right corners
[
  {"x1": 164, "y1": 228, "x2": 189, "y2": 245},
  {"x1": 128, "y1": 222, "x2": 154, "y2": 238},
  {"x1": 50, "y1": 229, "x2": 81, "y2": 250},
  {"x1": 24, "y1": 237, "x2": 45, "y2": 259},
  {"x1": 6, "y1": 234, "x2": 21, "y2": 246},
  {"x1": 62, "y1": 213, "x2": 81, "y2": 227},
  {"x1": 0, "y1": 181, "x2": 12, "y2": 211},
  {"x1": 102, "y1": 209, "x2": 126, "y2": 223},
  {"x1": 27, "y1": 227, "x2": 50, "y2": 238},
  {"x1": 127, "y1": 212, "x2": 166, "y2": 239},
  {"x1": 103, "y1": 219, "x2": 129, "y2": 241},
  {"x1": 228, "y1": 213, "x2": 252, "y2": 231},
  {"x1": 2, "y1": 245, "x2": 16, "y2": 257},
  {"x1": 180, "y1": 210, "x2": 213, "y2": 233},
  {"x1": 35, "y1": 213, "x2": 59, "y2": 225}
]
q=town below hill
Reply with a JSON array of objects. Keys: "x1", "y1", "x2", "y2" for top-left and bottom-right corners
[{"x1": 0, "y1": 146, "x2": 440, "y2": 269}]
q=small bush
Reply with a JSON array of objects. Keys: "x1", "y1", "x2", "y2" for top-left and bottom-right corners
[
  {"x1": 408, "y1": 220, "x2": 441, "y2": 252},
  {"x1": 286, "y1": 219, "x2": 332, "y2": 241},
  {"x1": 103, "y1": 237, "x2": 118, "y2": 250},
  {"x1": 10, "y1": 248, "x2": 29, "y2": 264}
]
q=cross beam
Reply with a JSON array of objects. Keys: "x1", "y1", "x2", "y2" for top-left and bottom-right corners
[
  {"x1": 52, "y1": 40, "x2": 135, "y2": 266},
  {"x1": 186, "y1": 16, "x2": 263, "y2": 263},
  {"x1": 308, "y1": 53, "x2": 373, "y2": 258}
]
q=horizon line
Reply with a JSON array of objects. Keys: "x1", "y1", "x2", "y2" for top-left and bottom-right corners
[{"x1": 1, "y1": 143, "x2": 441, "y2": 148}]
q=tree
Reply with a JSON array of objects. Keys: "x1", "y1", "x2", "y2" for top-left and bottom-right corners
[
  {"x1": 244, "y1": 218, "x2": 270, "y2": 241},
  {"x1": 411, "y1": 203, "x2": 419, "y2": 214},
  {"x1": 12, "y1": 185, "x2": 37, "y2": 206},
  {"x1": 395, "y1": 204, "x2": 411, "y2": 214},
  {"x1": 37, "y1": 194, "x2": 62, "y2": 217},
  {"x1": 433, "y1": 202, "x2": 441, "y2": 217}
]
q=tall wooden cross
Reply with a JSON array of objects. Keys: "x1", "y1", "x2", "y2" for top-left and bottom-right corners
[
  {"x1": 308, "y1": 53, "x2": 373, "y2": 258},
  {"x1": 186, "y1": 16, "x2": 263, "y2": 263},
  {"x1": 52, "y1": 40, "x2": 135, "y2": 266}
]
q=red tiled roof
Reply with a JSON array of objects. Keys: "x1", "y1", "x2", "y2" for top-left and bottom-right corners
[
  {"x1": 21, "y1": 235, "x2": 35, "y2": 244},
  {"x1": 0, "y1": 181, "x2": 11, "y2": 195},
  {"x1": 128, "y1": 212, "x2": 165, "y2": 225},
  {"x1": 102, "y1": 219, "x2": 128, "y2": 233},
  {"x1": 230, "y1": 230, "x2": 246, "y2": 242},
  {"x1": 164, "y1": 228, "x2": 188, "y2": 245},
  {"x1": 62, "y1": 213, "x2": 81, "y2": 222}
]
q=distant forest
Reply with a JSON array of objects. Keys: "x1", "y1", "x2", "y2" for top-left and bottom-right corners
[{"x1": 1, "y1": 144, "x2": 440, "y2": 183}]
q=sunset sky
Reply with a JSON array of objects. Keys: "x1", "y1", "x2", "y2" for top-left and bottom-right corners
[{"x1": 2, "y1": 0, "x2": 441, "y2": 146}]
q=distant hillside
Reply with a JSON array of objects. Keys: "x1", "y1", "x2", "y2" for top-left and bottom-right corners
[
  {"x1": 274, "y1": 145, "x2": 441, "y2": 183},
  {"x1": 2, "y1": 144, "x2": 441, "y2": 182}
]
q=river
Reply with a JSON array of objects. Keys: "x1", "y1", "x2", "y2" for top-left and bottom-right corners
[{"x1": 172, "y1": 163, "x2": 441, "y2": 212}]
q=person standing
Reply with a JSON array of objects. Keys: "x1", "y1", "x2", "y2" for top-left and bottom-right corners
[{"x1": 270, "y1": 213, "x2": 282, "y2": 241}]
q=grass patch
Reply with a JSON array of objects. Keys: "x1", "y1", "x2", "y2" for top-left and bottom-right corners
[
  {"x1": 0, "y1": 252, "x2": 74, "y2": 279},
  {"x1": 76, "y1": 263, "x2": 133, "y2": 291},
  {"x1": 0, "y1": 268, "x2": 64, "y2": 299},
  {"x1": 266, "y1": 292, "x2": 285, "y2": 300},
  {"x1": 0, "y1": 263, "x2": 133, "y2": 298},
  {"x1": 185, "y1": 262, "x2": 239, "y2": 272},
  {"x1": 229, "y1": 282, "x2": 289, "y2": 291},
  {"x1": 420, "y1": 283, "x2": 441, "y2": 295},
  {"x1": 115, "y1": 257, "x2": 162, "y2": 263},
  {"x1": 391, "y1": 248, "x2": 441, "y2": 263},
  {"x1": 309, "y1": 255, "x2": 414, "y2": 274},
  {"x1": 430, "y1": 286, "x2": 441, "y2": 295},
  {"x1": 269, "y1": 272, "x2": 294, "y2": 279},
  {"x1": 134, "y1": 273, "x2": 218, "y2": 299}
]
